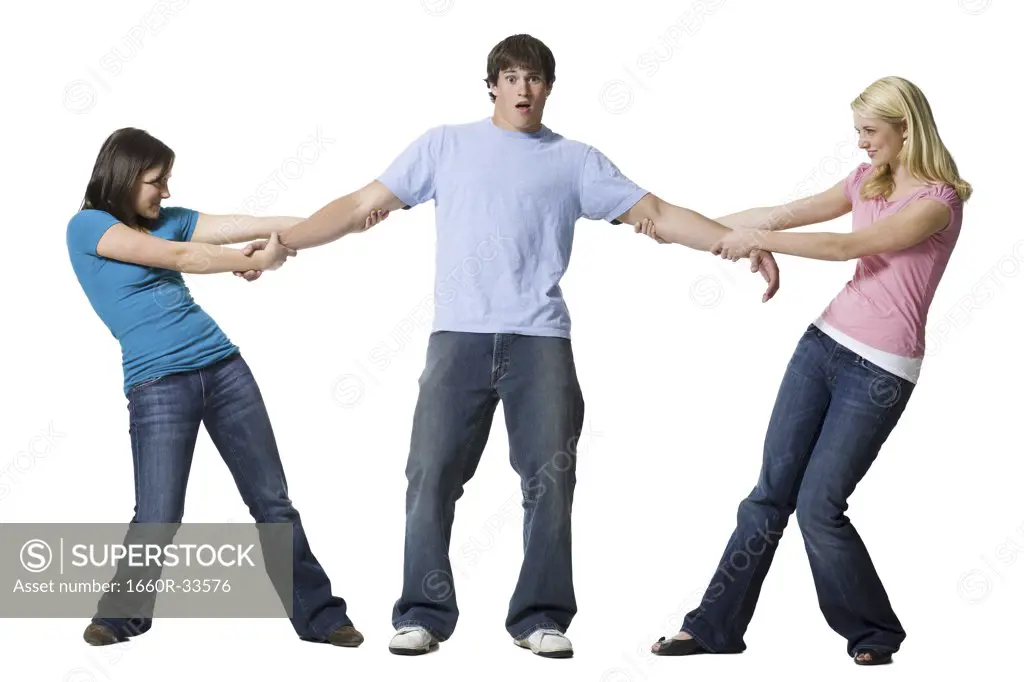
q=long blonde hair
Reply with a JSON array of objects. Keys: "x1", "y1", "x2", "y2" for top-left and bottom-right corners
[{"x1": 851, "y1": 76, "x2": 972, "y2": 202}]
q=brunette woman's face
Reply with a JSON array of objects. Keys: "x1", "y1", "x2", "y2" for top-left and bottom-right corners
[{"x1": 132, "y1": 165, "x2": 171, "y2": 220}]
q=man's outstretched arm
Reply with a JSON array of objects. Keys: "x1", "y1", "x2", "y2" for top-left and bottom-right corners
[
  {"x1": 615, "y1": 193, "x2": 734, "y2": 251},
  {"x1": 617, "y1": 193, "x2": 780, "y2": 302},
  {"x1": 278, "y1": 180, "x2": 407, "y2": 251}
]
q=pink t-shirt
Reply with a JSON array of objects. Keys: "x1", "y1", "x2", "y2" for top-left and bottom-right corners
[{"x1": 817, "y1": 163, "x2": 964, "y2": 368}]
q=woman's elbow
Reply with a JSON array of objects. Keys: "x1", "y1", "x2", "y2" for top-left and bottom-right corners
[
  {"x1": 834, "y1": 236, "x2": 874, "y2": 261},
  {"x1": 171, "y1": 243, "x2": 208, "y2": 273},
  {"x1": 832, "y1": 244, "x2": 855, "y2": 261}
]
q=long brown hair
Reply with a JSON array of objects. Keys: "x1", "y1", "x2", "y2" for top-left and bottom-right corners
[{"x1": 81, "y1": 127, "x2": 174, "y2": 229}]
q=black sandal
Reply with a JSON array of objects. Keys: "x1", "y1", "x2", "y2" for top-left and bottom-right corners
[
  {"x1": 651, "y1": 636, "x2": 708, "y2": 656},
  {"x1": 853, "y1": 649, "x2": 893, "y2": 665}
]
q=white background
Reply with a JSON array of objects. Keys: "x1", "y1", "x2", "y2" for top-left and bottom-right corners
[{"x1": 2, "y1": 0, "x2": 1020, "y2": 679}]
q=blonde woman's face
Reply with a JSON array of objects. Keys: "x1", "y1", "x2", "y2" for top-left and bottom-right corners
[{"x1": 854, "y1": 113, "x2": 906, "y2": 167}]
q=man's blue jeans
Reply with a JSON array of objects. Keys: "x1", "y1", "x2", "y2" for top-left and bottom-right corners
[{"x1": 392, "y1": 332, "x2": 585, "y2": 641}]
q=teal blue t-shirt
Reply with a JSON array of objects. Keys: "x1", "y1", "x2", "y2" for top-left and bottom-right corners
[{"x1": 66, "y1": 207, "x2": 239, "y2": 395}]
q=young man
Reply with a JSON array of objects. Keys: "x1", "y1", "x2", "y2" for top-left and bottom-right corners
[{"x1": 264, "y1": 34, "x2": 780, "y2": 658}]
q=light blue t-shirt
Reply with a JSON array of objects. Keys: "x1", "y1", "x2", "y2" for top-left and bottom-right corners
[
  {"x1": 66, "y1": 207, "x2": 239, "y2": 395},
  {"x1": 378, "y1": 117, "x2": 648, "y2": 338}
]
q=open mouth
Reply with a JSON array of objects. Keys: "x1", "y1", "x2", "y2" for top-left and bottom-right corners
[{"x1": 515, "y1": 101, "x2": 532, "y2": 113}]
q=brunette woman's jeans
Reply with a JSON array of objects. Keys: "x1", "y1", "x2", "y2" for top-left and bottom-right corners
[{"x1": 92, "y1": 354, "x2": 351, "y2": 641}]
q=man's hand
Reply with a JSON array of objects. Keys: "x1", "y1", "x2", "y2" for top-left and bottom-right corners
[
  {"x1": 710, "y1": 229, "x2": 763, "y2": 261},
  {"x1": 233, "y1": 208, "x2": 390, "y2": 280},
  {"x1": 635, "y1": 218, "x2": 779, "y2": 303},
  {"x1": 253, "y1": 232, "x2": 296, "y2": 271},
  {"x1": 712, "y1": 230, "x2": 780, "y2": 303},
  {"x1": 634, "y1": 218, "x2": 668, "y2": 244},
  {"x1": 749, "y1": 249, "x2": 780, "y2": 303}
]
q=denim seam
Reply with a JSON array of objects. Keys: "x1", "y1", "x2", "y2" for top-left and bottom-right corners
[
  {"x1": 208, "y1": 395, "x2": 320, "y2": 639},
  {"x1": 394, "y1": 619, "x2": 447, "y2": 642},
  {"x1": 319, "y1": 616, "x2": 351, "y2": 639},
  {"x1": 680, "y1": 625, "x2": 719, "y2": 654},
  {"x1": 811, "y1": 423, "x2": 889, "y2": 628},
  {"x1": 491, "y1": 334, "x2": 512, "y2": 385},
  {"x1": 849, "y1": 357, "x2": 911, "y2": 423},
  {"x1": 490, "y1": 335, "x2": 499, "y2": 385},
  {"x1": 449, "y1": 399, "x2": 496, "y2": 532},
  {"x1": 716, "y1": 551, "x2": 758, "y2": 630},
  {"x1": 128, "y1": 399, "x2": 140, "y2": 504},
  {"x1": 511, "y1": 621, "x2": 562, "y2": 641},
  {"x1": 198, "y1": 367, "x2": 208, "y2": 408},
  {"x1": 128, "y1": 376, "x2": 164, "y2": 395},
  {"x1": 856, "y1": 355, "x2": 909, "y2": 385},
  {"x1": 497, "y1": 333, "x2": 509, "y2": 382}
]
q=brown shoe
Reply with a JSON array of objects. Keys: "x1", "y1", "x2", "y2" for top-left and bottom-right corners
[
  {"x1": 327, "y1": 625, "x2": 364, "y2": 648},
  {"x1": 83, "y1": 623, "x2": 119, "y2": 646}
]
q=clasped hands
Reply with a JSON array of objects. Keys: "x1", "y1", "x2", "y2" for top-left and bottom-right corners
[
  {"x1": 633, "y1": 218, "x2": 779, "y2": 302},
  {"x1": 233, "y1": 208, "x2": 390, "y2": 281}
]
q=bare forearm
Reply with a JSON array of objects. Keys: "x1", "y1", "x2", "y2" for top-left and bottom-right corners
[
  {"x1": 172, "y1": 242, "x2": 264, "y2": 273},
  {"x1": 715, "y1": 206, "x2": 795, "y2": 231},
  {"x1": 653, "y1": 204, "x2": 733, "y2": 252},
  {"x1": 279, "y1": 194, "x2": 366, "y2": 250},
  {"x1": 718, "y1": 189, "x2": 850, "y2": 232},
  {"x1": 192, "y1": 214, "x2": 303, "y2": 245},
  {"x1": 752, "y1": 230, "x2": 849, "y2": 261},
  {"x1": 248, "y1": 216, "x2": 302, "y2": 240}
]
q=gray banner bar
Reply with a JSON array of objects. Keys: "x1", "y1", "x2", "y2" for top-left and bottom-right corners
[{"x1": 1, "y1": 523, "x2": 292, "y2": 618}]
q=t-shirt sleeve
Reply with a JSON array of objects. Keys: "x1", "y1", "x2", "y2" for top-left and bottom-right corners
[
  {"x1": 161, "y1": 206, "x2": 200, "y2": 241},
  {"x1": 842, "y1": 163, "x2": 872, "y2": 202},
  {"x1": 66, "y1": 209, "x2": 121, "y2": 256},
  {"x1": 377, "y1": 126, "x2": 444, "y2": 209},
  {"x1": 919, "y1": 183, "x2": 962, "y2": 230},
  {"x1": 579, "y1": 147, "x2": 649, "y2": 224}
]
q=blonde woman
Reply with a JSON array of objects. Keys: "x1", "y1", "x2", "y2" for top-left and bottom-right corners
[{"x1": 639, "y1": 76, "x2": 970, "y2": 665}]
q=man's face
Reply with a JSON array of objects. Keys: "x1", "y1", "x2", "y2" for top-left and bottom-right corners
[{"x1": 490, "y1": 65, "x2": 551, "y2": 132}]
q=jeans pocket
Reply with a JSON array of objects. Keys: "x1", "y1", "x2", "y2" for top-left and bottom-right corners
[
  {"x1": 128, "y1": 375, "x2": 164, "y2": 396},
  {"x1": 855, "y1": 355, "x2": 898, "y2": 379},
  {"x1": 854, "y1": 357, "x2": 909, "y2": 412}
]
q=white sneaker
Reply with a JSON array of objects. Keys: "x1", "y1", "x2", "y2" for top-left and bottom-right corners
[
  {"x1": 515, "y1": 628, "x2": 573, "y2": 658},
  {"x1": 389, "y1": 626, "x2": 439, "y2": 655}
]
